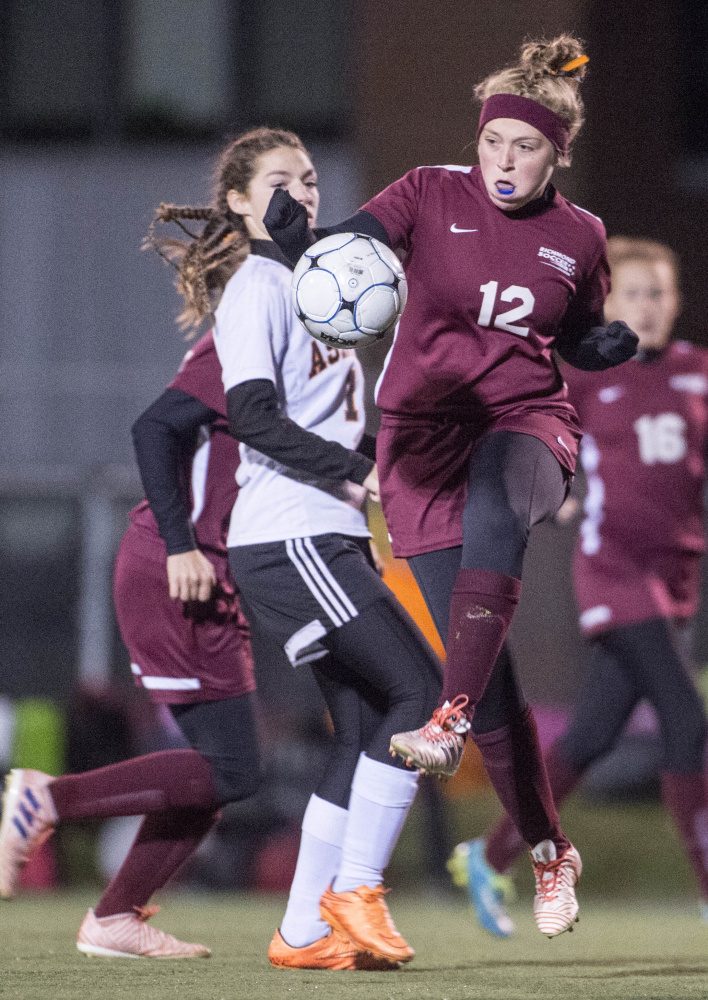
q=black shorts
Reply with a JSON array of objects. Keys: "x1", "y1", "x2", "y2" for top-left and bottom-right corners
[{"x1": 228, "y1": 534, "x2": 390, "y2": 668}]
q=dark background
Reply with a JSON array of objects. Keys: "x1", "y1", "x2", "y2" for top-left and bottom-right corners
[{"x1": 1, "y1": 0, "x2": 707, "y2": 708}]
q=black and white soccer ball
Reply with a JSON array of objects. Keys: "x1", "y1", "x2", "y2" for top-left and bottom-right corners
[{"x1": 291, "y1": 233, "x2": 407, "y2": 348}]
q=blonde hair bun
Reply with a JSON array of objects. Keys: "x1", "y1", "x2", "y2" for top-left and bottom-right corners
[
  {"x1": 519, "y1": 36, "x2": 588, "y2": 85},
  {"x1": 474, "y1": 34, "x2": 588, "y2": 163}
]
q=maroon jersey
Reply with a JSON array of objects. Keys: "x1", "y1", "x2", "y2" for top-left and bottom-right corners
[
  {"x1": 362, "y1": 165, "x2": 609, "y2": 557},
  {"x1": 119, "y1": 332, "x2": 254, "y2": 702},
  {"x1": 568, "y1": 341, "x2": 708, "y2": 633},
  {"x1": 114, "y1": 525, "x2": 254, "y2": 703},
  {"x1": 129, "y1": 332, "x2": 239, "y2": 577}
]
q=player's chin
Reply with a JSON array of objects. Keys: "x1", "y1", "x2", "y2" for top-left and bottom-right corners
[{"x1": 490, "y1": 191, "x2": 524, "y2": 211}]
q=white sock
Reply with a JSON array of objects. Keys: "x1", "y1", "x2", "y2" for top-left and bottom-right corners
[
  {"x1": 332, "y1": 753, "x2": 419, "y2": 893},
  {"x1": 531, "y1": 839, "x2": 557, "y2": 863},
  {"x1": 279, "y1": 794, "x2": 347, "y2": 948}
]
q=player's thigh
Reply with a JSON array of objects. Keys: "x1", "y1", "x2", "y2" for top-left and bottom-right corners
[
  {"x1": 461, "y1": 431, "x2": 567, "y2": 575},
  {"x1": 323, "y1": 592, "x2": 442, "y2": 716},
  {"x1": 408, "y1": 546, "x2": 462, "y2": 642},
  {"x1": 311, "y1": 659, "x2": 384, "y2": 807},
  {"x1": 229, "y1": 534, "x2": 391, "y2": 671},
  {"x1": 170, "y1": 692, "x2": 260, "y2": 803},
  {"x1": 313, "y1": 654, "x2": 386, "y2": 747}
]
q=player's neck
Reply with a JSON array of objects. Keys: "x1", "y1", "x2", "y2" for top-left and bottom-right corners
[{"x1": 497, "y1": 182, "x2": 556, "y2": 220}]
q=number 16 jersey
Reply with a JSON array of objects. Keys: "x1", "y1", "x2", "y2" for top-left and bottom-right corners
[
  {"x1": 567, "y1": 341, "x2": 708, "y2": 634},
  {"x1": 568, "y1": 341, "x2": 708, "y2": 558}
]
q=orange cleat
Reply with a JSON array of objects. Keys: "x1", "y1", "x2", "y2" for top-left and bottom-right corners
[
  {"x1": 76, "y1": 906, "x2": 211, "y2": 959},
  {"x1": 320, "y1": 884, "x2": 414, "y2": 964},
  {"x1": 268, "y1": 928, "x2": 400, "y2": 970}
]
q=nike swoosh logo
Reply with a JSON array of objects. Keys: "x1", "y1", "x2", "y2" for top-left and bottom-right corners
[{"x1": 450, "y1": 223, "x2": 478, "y2": 233}]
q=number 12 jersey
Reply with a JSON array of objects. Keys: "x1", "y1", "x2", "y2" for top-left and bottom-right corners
[{"x1": 363, "y1": 163, "x2": 610, "y2": 471}]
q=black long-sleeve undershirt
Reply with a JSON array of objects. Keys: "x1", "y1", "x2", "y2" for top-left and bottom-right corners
[
  {"x1": 131, "y1": 388, "x2": 219, "y2": 555},
  {"x1": 226, "y1": 379, "x2": 374, "y2": 485}
]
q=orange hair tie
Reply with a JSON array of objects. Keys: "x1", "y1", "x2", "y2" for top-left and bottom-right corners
[{"x1": 551, "y1": 54, "x2": 589, "y2": 77}]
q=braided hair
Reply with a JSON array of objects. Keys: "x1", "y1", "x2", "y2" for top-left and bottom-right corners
[{"x1": 145, "y1": 127, "x2": 308, "y2": 333}]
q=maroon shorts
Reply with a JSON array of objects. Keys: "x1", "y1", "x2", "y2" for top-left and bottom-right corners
[
  {"x1": 113, "y1": 524, "x2": 255, "y2": 704},
  {"x1": 573, "y1": 541, "x2": 703, "y2": 636},
  {"x1": 377, "y1": 410, "x2": 579, "y2": 558}
]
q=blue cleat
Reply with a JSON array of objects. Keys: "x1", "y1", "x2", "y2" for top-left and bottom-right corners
[{"x1": 447, "y1": 839, "x2": 515, "y2": 938}]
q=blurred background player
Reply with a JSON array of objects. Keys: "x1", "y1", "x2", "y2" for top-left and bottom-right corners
[
  {"x1": 151, "y1": 127, "x2": 442, "y2": 969},
  {"x1": 265, "y1": 35, "x2": 637, "y2": 937},
  {"x1": 455, "y1": 236, "x2": 708, "y2": 936},
  {"x1": 0, "y1": 326, "x2": 259, "y2": 958}
]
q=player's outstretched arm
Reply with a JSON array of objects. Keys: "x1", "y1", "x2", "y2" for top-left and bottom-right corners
[
  {"x1": 264, "y1": 189, "x2": 391, "y2": 266},
  {"x1": 555, "y1": 320, "x2": 638, "y2": 371}
]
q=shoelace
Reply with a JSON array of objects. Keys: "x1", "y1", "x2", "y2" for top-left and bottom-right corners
[
  {"x1": 532, "y1": 857, "x2": 568, "y2": 901},
  {"x1": 421, "y1": 695, "x2": 470, "y2": 739},
  {"x1": 133, "y1": 905, "x2": 161, "y2": 923}
]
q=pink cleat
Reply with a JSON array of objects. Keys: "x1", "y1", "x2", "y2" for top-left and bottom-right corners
[
  {"x1": 0, "y1": 769, "x2": 57, "y2": 899},
  {"x1": 532, "y1": 844, "x2": 582, "y2": 937},
  {"x1": 77, "y1": 906, "x2": 211, "y2": 959}
]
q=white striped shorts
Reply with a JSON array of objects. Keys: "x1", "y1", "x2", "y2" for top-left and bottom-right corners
[{"x1": 228, "y1": 534, "x2": 389, "y2": 668}]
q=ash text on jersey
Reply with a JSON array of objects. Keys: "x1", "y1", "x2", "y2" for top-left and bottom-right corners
[{"x1": 214, "y1": 252, "x2": 370, "y2": 547}]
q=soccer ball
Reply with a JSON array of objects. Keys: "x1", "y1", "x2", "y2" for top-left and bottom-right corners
[{"x1": 291, "y1": 233, "x2": 407, "y2": 348}]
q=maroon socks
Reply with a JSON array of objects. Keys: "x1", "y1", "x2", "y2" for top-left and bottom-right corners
[
  {"x1": 94, "y1": 807, "x2": 219, "y2": 917},
  {"x1": 485, "y1": 738, "x2": 581, "y2": 872},
  {"x1": 47, "y1": 750, "x2": 222, "y2": 919},
  {"x1": 443, "y1": 569, "x2": 521, "y2": 706},
  {"x1": 661, "y1": 771, "x2": 708, "y2": 900},
  {"x1": 442, "y1": 569, "x2": 568, "y2": 854},
  {"x1": 49, "y1": 750, "x2": 220, "y2": 820},
  {"x1": 474, "y1": 709, "x2": 570, "y2": 859},
  {"x1": 485, "y1": 750, "x2": 708, "y2": 891}
]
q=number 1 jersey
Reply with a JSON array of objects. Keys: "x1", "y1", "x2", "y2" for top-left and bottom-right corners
[{"x1": 214, "y1": 252, "x2": 370, "y2": 546}]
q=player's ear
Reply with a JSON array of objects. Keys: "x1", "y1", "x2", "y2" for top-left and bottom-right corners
[{"x1": 227, "y1": 189, "x2": 250, "y2": 217}]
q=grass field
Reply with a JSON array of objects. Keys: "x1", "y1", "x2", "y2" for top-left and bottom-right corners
[{"x1": 2, "y1": 892, "x2": 707, "y2": 1000}]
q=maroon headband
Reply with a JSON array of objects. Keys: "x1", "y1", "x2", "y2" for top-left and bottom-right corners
[{"x1": 477, "y1": 93, "x2": 570, "y2": 155}]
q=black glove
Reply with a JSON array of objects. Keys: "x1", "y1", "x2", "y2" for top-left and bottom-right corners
[
  {"x1": 264, "y1": 189, "x2": 314, "y2": 265},
  {"x1": 556, "y1": 320, "x2": 638, "y2": 371}
]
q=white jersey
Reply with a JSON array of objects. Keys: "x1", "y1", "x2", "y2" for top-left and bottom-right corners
[{"x1": 214, "y1": 252, "x2": 370, "y2": 546}]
